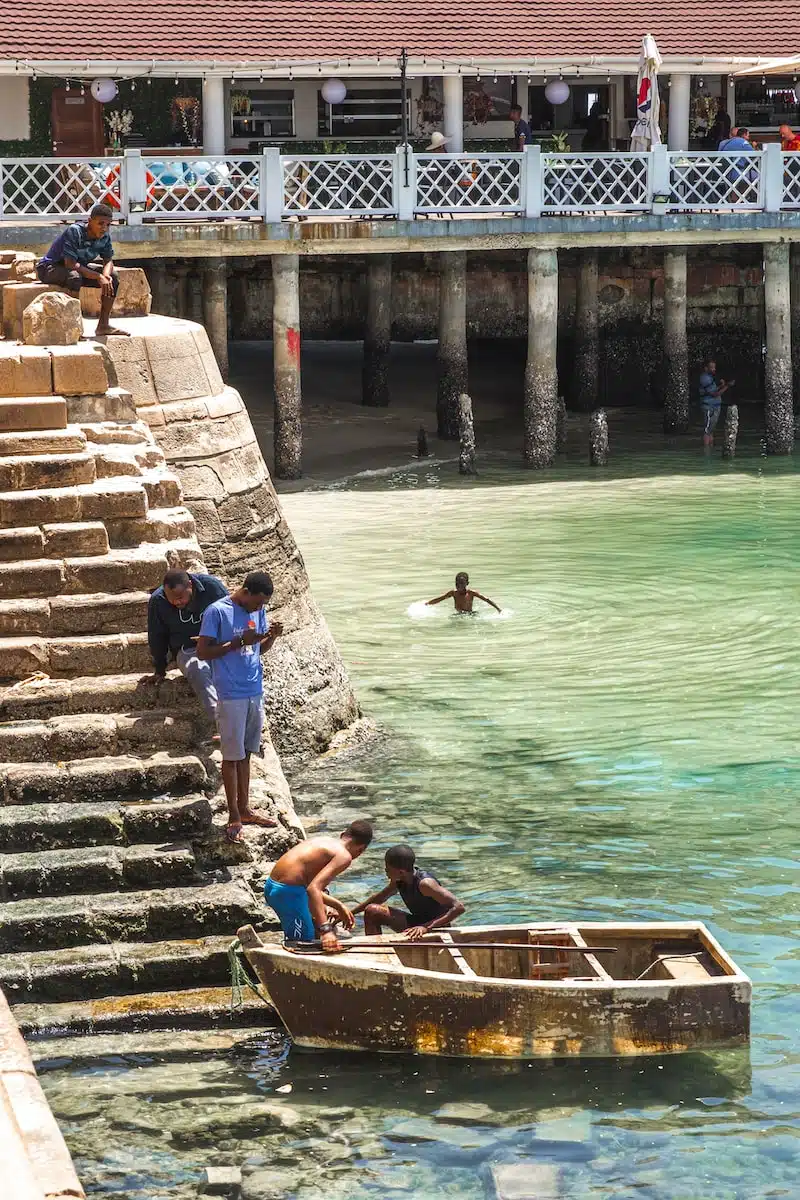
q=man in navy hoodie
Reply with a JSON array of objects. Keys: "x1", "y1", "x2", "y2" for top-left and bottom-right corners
[{"x1": 147, "y1": 569, "x2": 228, "y2": 718}]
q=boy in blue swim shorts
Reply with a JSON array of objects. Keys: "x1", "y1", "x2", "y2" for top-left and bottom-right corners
[{"x1": 265, "y1": 820, "x2": 374, "y2": 952}]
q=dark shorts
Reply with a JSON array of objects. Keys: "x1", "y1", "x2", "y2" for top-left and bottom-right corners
[{"x1": 37, "y1": 259, "x2": 119, "y2": 296}]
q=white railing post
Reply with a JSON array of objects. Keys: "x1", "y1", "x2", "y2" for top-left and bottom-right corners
[
  {"x1": 0, "y1": 163, "x2": 4, "y2": 223},
  {"x1": 394, "y1": 146, "x2": 415, "y2": 219},
  {"x1": 651, "y1": 144, "x2": 670, "y2": 213},
  {"x1": 123, "y1": 148, "x2": 145, "y2": 225},
  {"x1": 763, "y1": 143, "x2": 783, "y2": 212},
  {"x1": 262, "y1": 147, "x2": 283, "y2": 222},
  {"x1": 523, "y1": 144, "x2": 542, "y2": 217}
]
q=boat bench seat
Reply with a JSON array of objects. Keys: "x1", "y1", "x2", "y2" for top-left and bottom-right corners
[{"x1": 658, "y1": 953, "x2": 711, "y2": 981}]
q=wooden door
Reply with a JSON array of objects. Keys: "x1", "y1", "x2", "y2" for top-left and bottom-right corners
[{"x1": 51, "y1": 89, "x2": 104, "y2": 156}]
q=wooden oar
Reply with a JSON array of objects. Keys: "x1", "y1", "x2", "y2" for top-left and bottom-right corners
[{"x1": 289, "y1": 940, "x2": 617, "y2": 954}]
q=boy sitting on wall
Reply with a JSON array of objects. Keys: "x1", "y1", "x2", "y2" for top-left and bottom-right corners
[{"x1": 37, "y1": 202, "x2": 129, "y2": 337}]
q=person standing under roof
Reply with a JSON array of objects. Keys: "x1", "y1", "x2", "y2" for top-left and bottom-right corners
[
  {"x1": 36, "y1": 202, "x2": 129, "y2": 337},
  {"x1": 146, "y1": 569, "x2": 228, "y2": 720},
  {"x1": 510, "y1": 104, "x2": 533, "y2": 151}
]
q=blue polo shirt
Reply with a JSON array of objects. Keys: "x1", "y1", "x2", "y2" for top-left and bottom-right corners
[
  {"x1": 514, "y1": 118, "x2": 533, "y2": 147},
  {"x1": 42, "y1": 222, "x2": 113, "y2": 267},
  {"x1": 199, "y1": 597, "x2": 269, "y2": 700}
]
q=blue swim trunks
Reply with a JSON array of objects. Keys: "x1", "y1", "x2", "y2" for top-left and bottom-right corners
[{"x1": 264, "y1": 877, "x2": 315, "y2": 943}]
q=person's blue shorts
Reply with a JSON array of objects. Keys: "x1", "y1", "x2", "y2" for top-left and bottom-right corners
[
  {"x1": 701, "y1": 403, "x2": 722, "y2": 436},
  {"x1": 264, "y1": 877, "x2": 315, "y2": 943}
]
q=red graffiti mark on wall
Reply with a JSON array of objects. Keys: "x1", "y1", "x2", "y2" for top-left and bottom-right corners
[{"x1": 287, "y1": 327, "x2": 301, "y2": 363}]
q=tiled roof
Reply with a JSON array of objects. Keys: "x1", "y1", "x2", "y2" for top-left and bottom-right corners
[{"x1": 1, "y1": 0, "x2": 793, "y2": 62}]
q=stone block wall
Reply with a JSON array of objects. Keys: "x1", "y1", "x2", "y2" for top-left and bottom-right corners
[{"x1": 104, "y1": 316, "x2": 360, "y2": 770}]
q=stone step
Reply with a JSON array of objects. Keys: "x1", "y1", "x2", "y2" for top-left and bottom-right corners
[
  {"x1": 0, "y1": 841, "x2": 197, "y2": 901},
  {"x1": 13, "y1": 985, "x2": 272, "y2": 1035},
  {"x1": 0, "y1": 877, "x2": 260, "y2": 952},
  {"x1": 0, "y1": 712, "x2": 201, "y2": 764},
  {"x1": 79, "y1": 421, "x2": 150, "y2": 447},
  {"x1": 141, "y1": 470, "x2": 183, "y2": 510},
  {"x1": 0, "y1": 630, "x2": 150, "y2": 679},
  {"x1": 0, "y1": 397, "x2": 67, "y2": 433},
  {"x1": 106, "y1": 506, "x2": 196, "y2": 549},
  {"x1": 93, "y1": 443, "x2": 165, "y2": 479},
  {"x1": 28, "y1": 1027, "x2": 269, "y2": 1064},
  {"x1": 0, "y1": 521, "x2": 109, "y2": 565},
  {"x1": 0, "y1": 591, "x2": 149, "y2": 637},
  {"x1": 0, "y1": 539, "x2": 201, "y2": 598},
  {"x1": 0, "y1": 934, "x2": 246, "y2": 1004},
  {"x1": 0, "y1": 794, "x2": 212, "y2": 854},
  {"x1": 0, "y1": 748, "x2": 206, "y2": 803},
  {"x1": 0, "y1": 451, "x2": 96, "y2": 492},
  {"x1": 0, "y1": 426, "x2": 86, "y2": 457},
  {"x1": 0, "y1": 477, "x2": 148, "y2": 529},
  {"x1": 0, "y1": 668, "x2": 197, "y2": 721}
]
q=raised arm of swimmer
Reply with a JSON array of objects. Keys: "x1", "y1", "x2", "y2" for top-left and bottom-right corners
[
  {"x1": 471, "y1": 590, "x2": 502, "y2": 613},
  {"x1": 426, "y1": 591, "x2": 454, "y2": 606}
]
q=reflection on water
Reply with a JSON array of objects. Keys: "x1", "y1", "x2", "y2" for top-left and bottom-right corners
[{"x1": 39, "y1": 457, "x2": 800, "y2": 1198}]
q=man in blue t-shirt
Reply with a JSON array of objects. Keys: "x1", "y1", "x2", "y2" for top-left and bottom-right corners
[
  {"x1": 197, "y1": 571, "x2": 283, "y2": 842},
  {"x1": 510, "y1": 104, "x2": 533, "y2": 151},
  {"x1": 146, "y1": 568, "x2": 228, "y2": 719},
  {"x1": 37, "y1": 202, "x2": 129, "y2": 338},
  {"x1": 698, "y1": 358, "x2": 734, "y2": 448}
]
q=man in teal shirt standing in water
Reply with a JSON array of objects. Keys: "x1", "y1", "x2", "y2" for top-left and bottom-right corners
[{"x1": 197, "y1": 571, "x2": 283, "y2": 842}]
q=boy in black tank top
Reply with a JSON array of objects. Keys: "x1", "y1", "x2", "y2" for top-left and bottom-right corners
[{"x1": 351, "y1": 844, "x2": 465, "y2": 941}]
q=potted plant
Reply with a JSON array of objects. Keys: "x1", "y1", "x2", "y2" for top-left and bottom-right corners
[
  {"x1": 105, "y1": 109, "x2": 134, "y2": 151},
  {"x1": 230, "y1": 91, "x2": 253, "y2": 117}
]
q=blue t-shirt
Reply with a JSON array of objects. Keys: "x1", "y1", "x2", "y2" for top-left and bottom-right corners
[
  {"x1": 699, "y1": 372, "x2": 720, "y2": 407},
  {"x1": 199, "y1": 597, "x2": 269, "y2": 700},
  {"x1": 42, "y1": 222, "x2": 113, "y2": 267},
  {"x1": 514, "y1": 119, "x2": 533, "y2": 147}
]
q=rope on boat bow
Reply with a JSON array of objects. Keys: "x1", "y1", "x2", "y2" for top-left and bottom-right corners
[{"x1": 228, "y1": 938, "x2": 271, "y2": 1011}]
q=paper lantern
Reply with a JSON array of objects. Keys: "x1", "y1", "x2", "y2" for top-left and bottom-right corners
[
  {"x1": 321, "y1": 77, "x2": 347, "y2": 105},
  {"x1": 544, "y1": 80, "x2": 570, "y2": 106},
  {"x1": 90, "y1": 77, "x2": 118, "y2": 103}
]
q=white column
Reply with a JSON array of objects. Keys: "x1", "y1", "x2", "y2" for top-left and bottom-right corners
[
  {"x1": 443, "y1": 74, "x2": 464, "y2": 152},
  {"x1": 203, "y1": 76, "x2": 226, "y2": 155},
  {"x1": 726, "y1": 76, "x2": 736, "y2": 128},
  {"x1": 668, "y1": 73, "x2": 691, "y2": 151}
]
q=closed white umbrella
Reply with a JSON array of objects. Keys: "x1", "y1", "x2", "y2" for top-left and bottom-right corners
[{"x1": 630, "y1": 33, "x2": 663, "y2": 151}]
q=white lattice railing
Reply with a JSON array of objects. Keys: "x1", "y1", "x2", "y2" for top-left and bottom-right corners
[
  {"x1": 415, "y1": 154, "x2": 523, "y2": 213},
  {"x1": 140, "y1": 156, "x2": 262, "y2": 218},
  {"x1": 667, "y1": 150, "x2": 764, "y2": 210},
  {"x1": 782, "y1": 154, "x2": 800, "y2": 209},
  {"x1": 541, "y1": 153, "x2": 650, "y2": 211},
  {"x1": 282, "y1": 155, "x2": 395, "y2": 216},
  {"x1": 0, "y1": 157, "x2": 124, "y2": 220},
  {"x1": 1, "y1": 147, "x2": 800, "y2": 222}
]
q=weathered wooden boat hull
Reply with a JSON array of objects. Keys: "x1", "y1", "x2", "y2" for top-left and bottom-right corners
[{"x1": 238, "y1": 922, "x2": 751, "y2": 1059}]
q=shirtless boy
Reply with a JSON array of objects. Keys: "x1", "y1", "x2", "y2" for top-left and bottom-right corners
[
  {"x1": 352, "y1": 844, "x2": 465, "y2": 941},
  {"x1": 265, "y1": 820, "x2": 373, "y2": 952},
  {"x1": 426, "y1": 571, "x2": 501, "y2": 614}
]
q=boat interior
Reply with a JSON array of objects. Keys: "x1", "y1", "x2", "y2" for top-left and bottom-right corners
[{"x1": 342, "y1": 926, "x2": 733, "y2": 983}]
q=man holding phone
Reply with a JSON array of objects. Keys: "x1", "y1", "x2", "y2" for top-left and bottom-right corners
[{"x1": 197, "y1": 571, "x2": 283, "y2": 842}]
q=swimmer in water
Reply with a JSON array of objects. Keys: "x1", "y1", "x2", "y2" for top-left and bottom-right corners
[{"x1": 426, "y1": 571, "x2": 501, "y2": 614}]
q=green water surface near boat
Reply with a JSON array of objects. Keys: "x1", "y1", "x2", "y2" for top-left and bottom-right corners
[{"x1": 38, "y1": 454, "x2": 800, "y2": 1199}]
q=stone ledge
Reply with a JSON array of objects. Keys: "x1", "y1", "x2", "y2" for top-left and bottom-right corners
[{"x1": 0, "y1": 988, "x2": 84, "y2": 1199}]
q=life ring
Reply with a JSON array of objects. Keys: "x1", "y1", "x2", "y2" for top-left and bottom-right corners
[{"x1": 104, "y1": 164, "x2": 156, "y2": 211}]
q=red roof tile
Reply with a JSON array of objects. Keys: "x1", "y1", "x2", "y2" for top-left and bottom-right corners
[{"x1": 0, "y1": 0, "x2": 794, "y2": 63}]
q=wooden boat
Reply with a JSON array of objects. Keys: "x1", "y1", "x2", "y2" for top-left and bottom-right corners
[{"x1": 237, "y1": 920, "x2": 750, "y2": 1059}]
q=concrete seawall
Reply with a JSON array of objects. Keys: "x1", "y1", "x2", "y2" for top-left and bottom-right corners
[{"x1": 0, "y1": 988, "x2": 83, "y2": 1200}]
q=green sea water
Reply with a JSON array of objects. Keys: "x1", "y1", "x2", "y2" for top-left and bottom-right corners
[{"x1": 38, "y1": 454, "x2": 800, "y2": 1199}]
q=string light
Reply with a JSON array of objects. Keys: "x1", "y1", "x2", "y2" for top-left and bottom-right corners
[
  {"x1": 259, "y1": 69, "x2": 264, "y2": 82},
  {"x1": 527, "y1": 74, "x2": 531, "y2": 85},
  {"x1": 32, "y1": 68, "x2": 37, "y2": 81},
  {"x1": 65, "y1": 79, "x2": 70, "y2": 91},
  {"x1": 130, "y1": 78, "x2": 135, "y2": 91},
  {"x1": 80, "y1": 82, "x2": 85, "y2": 95},
  {"x1": 493, "y1": 72, "x2": 498, "y2": 83}
]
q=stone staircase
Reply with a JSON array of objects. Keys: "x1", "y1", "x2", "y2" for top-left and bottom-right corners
[{"x1": 0, "y1": 297, "x2": 290, "y2": 1034}]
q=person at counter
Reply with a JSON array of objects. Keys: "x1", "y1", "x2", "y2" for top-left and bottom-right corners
[{"x1": 510, "y1": 104, "x2": 533, "y2": 151}]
